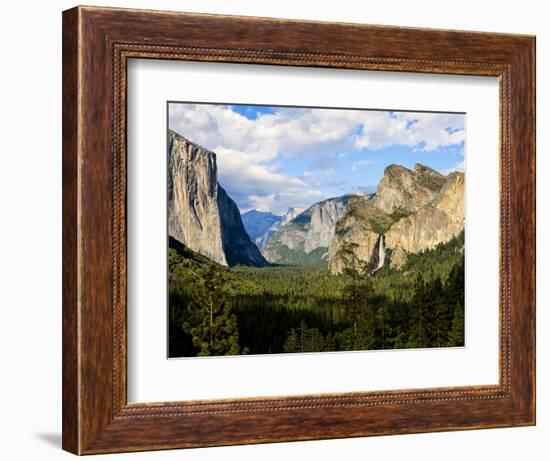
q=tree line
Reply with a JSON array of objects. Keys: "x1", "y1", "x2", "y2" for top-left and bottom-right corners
[{"x1": 168, "y1": 233, "x2": 465, "y2": 357}]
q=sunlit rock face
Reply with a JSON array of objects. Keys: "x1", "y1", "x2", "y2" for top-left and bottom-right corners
[
  {"x1": 262, "y1": 194, "x2": 363, "y2": 266},
  {"x1": 168, "y1": 130, "x2": 464, "y2": 273},
  {"x1": 168, "y1": 130, "x2": 267, "y2": 267},
  {"x1": 373, "y1": 163, "x2": 447, "y2": 214},
  {"x1": 328, "y1": 165, "x2": 464, "y2": 273},
  {"x1": 328, "y1": 199, "x2": 387, "y2": 274},
  {"x1": 385, "y1": 172, "x2": 464, "y2": 257}
]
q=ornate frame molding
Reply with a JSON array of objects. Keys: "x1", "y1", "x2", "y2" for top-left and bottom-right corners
[{"x1": 63, "y1": 6, "x2": 535, "y2": 454}]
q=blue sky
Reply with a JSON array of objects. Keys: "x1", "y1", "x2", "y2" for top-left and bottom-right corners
[
  {"x1": 231, "y1": 105, "x2": 276, "y2": 120},
  {"x1": 169, "y1": 103, "x2": 465, "y2": 216}
]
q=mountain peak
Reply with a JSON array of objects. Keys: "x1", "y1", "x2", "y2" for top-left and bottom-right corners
[
  {"x1": 374, "y1": 162, "x2": 446, "y2": 214},
  {"x1": 414, "y1": 163, "x2": 439, "y2": 175},
  {"x1": 169, "y1": 130, "x2": 217, "y2": 165},
  {"x1": 282, "y1": 207, "x2": 304, "y2": 223},
  {"x1": 329, "y1": 162, "x2": 464, "y2": 274},
  {"x1": 242, "y1": 209, "x2": 280, "y2": 219},
  {"x1": 412, "y1": 163, "x2": 446, "y2": 191},
  {"x1": 384, "y1": 164, "x2": 409, "y2": 175},
  {"x1": 168, "y1": 129, "x2": 192, "y2": 147}
]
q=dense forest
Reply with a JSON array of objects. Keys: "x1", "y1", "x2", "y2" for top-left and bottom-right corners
[{"x1": 168, "y1": 232, "x2": 465, "y2": 357}]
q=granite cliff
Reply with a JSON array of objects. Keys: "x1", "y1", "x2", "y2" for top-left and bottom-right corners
[
  {"x1": 168, "y1": 131, "x2": 267, "y2": 267},
  {"x1": 261, "y1": 194, "x2": 367, "y2": 266},
  {"x1": 328, "y1": 164, "x2": 464, "y2": 273},
  {"x1": 373, "y1": 163, "x2": 447, "y2": 214},
  {"x1": 385, "y1": 172, "x2": 464, "y2": 257},
  {"x1": 168, "y1": 129, "x2": 462, "y2": 272}
]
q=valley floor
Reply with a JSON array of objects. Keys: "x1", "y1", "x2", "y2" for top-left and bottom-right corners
[{"x1": 168, "y1": 233, "x2": 465, "y2": 358}]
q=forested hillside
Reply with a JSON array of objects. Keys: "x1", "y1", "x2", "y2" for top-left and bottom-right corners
[{"x1": 169, "y1": 232, "x2": 464, "y2": 357}]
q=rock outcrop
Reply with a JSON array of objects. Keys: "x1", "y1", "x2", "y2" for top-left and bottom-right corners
[
  {"x1": 261, "y1": 195, "x2": 360, "y2": 265},
  {"x1": 168, "y1": 130, "x2": 267, "y2": 267},
  {"x1": 327, "y1": 198, "x2": 389, "y2": 274},
  {"x1": 168, "y1": 132, "x2": 463, "y2": 273},
  {"x1": 328, "y1": 165, "x2": 464, "y2": 273},
  {"x1": 385, "y1": 172, "x2": 464, "y2": 255},
  {"x1": 373, "y1": 163, "x2": 446, "y2": 214},
  {"x1": 281, "y1": 207, "x2": 304, "y2": 225}
]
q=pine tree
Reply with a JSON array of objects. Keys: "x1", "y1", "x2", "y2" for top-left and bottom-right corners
[
  {"x1": 425, "y1": 278, "x2": 445, "y2": 347},
  {"x1": 283, "y1": 327, "x2": 299, "y2": 353},
  {"x1": 408, "y1": 274, "x2": 430, "y2": 348},
  {"x1": 445, "y1": 260, "x2": 465, "y2": 347},
  {"x1": 324, "y1": 332, "x2": 336, "y2": 352},
  {"x1": 283, "y1": 321, "x2": 326, "y2": 353},
  {"x1": 182, "y1": 263, "x2": 242, "y2": 356},
  {"x1": 448, "y1": 304, "x2": 465, "y2": 347},
  {"x1": 335, "y1": 241, "x2": 375, "y2": 349},
  {"x1": 445, "y1": 260, "x2": 465, "y2": 304}
]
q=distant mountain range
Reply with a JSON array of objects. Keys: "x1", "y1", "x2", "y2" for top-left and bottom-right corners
[
  {"x1": 241, "y1": 207, "x2": 306, "y2": 250},
  {"x1": 168, "y1": 131, "x2": 464, "y2": 273},
  {"x1": 241, "y1": 210, "x2": 282, "y2": 246},
  {"x1": 253, "y1": 164, "x2": 463, "y2": 271},
  {"x1": 260, "y1": 193, "x2": 368, "y2": 266}
]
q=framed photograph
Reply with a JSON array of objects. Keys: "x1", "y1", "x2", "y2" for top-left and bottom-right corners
[{"x1": 62, "y1": 6, "x2": 535, "y2": 455}]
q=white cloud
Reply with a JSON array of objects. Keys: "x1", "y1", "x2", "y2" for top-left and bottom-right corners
[
  {"x1": 214, "y1": 147, "x2": 307, "y2": 199},
  {"x1": 351, "y1": 159, "x2": 374, "y2": 172},
  {"x1": 320, "y1": 168, "x2": 335, "y2": 177},
  {"x1": 247, "y1": 194, "x2": 277, "y2": 213},
  {"x1": 169, "y1": 104, "x2": 464, "y2": 213},
  {"x1": 352, "y1": 112, "x2": 465, "y2": 151},
  {"x1": 245, "y1": 189, "x2": 324, "y2": 215},
  {"x1": 440, "y1": 160, "x2": 465, "y2": 175},
  {"x1": 170, "y1": 105, "x2": 464, "y2": 160}
]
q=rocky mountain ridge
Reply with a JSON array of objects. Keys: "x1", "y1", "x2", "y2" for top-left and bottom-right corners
[
  {"x1": 261, "y1": 193, "x2": 365, "y2": 266},
  {"x1": 241, "y1": 210, "x2": 282, "y2": 249},
  {"x1": 168, "y1": 129, "x2": 463, "y2": 273},
  {"x1": 373, "y1": 163, "x2": 447, "y2": 214},
  {"x1": 241, "y1": 207, "x2": 305, "y2": 250},
  {"x1": 328, "y1": 164, "x2": 464, "y2": 273}
]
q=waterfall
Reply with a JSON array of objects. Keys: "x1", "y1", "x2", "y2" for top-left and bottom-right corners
[{"x1": 377, "y1": 235, "x2": 386, "y2": 270}]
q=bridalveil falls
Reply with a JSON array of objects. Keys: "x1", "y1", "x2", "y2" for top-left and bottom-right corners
[{"x1": 376, "y1": 235, "x2": 386, "y2": 271}]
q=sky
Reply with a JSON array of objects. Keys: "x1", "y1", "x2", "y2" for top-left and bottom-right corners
[{"x1": 168, "y1": 102, "x2": 465, "y2": 216}]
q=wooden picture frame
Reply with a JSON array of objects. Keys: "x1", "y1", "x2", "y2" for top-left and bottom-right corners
[{"x1": 62, "y1": 5, "x2": 535, "y2": 455}]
